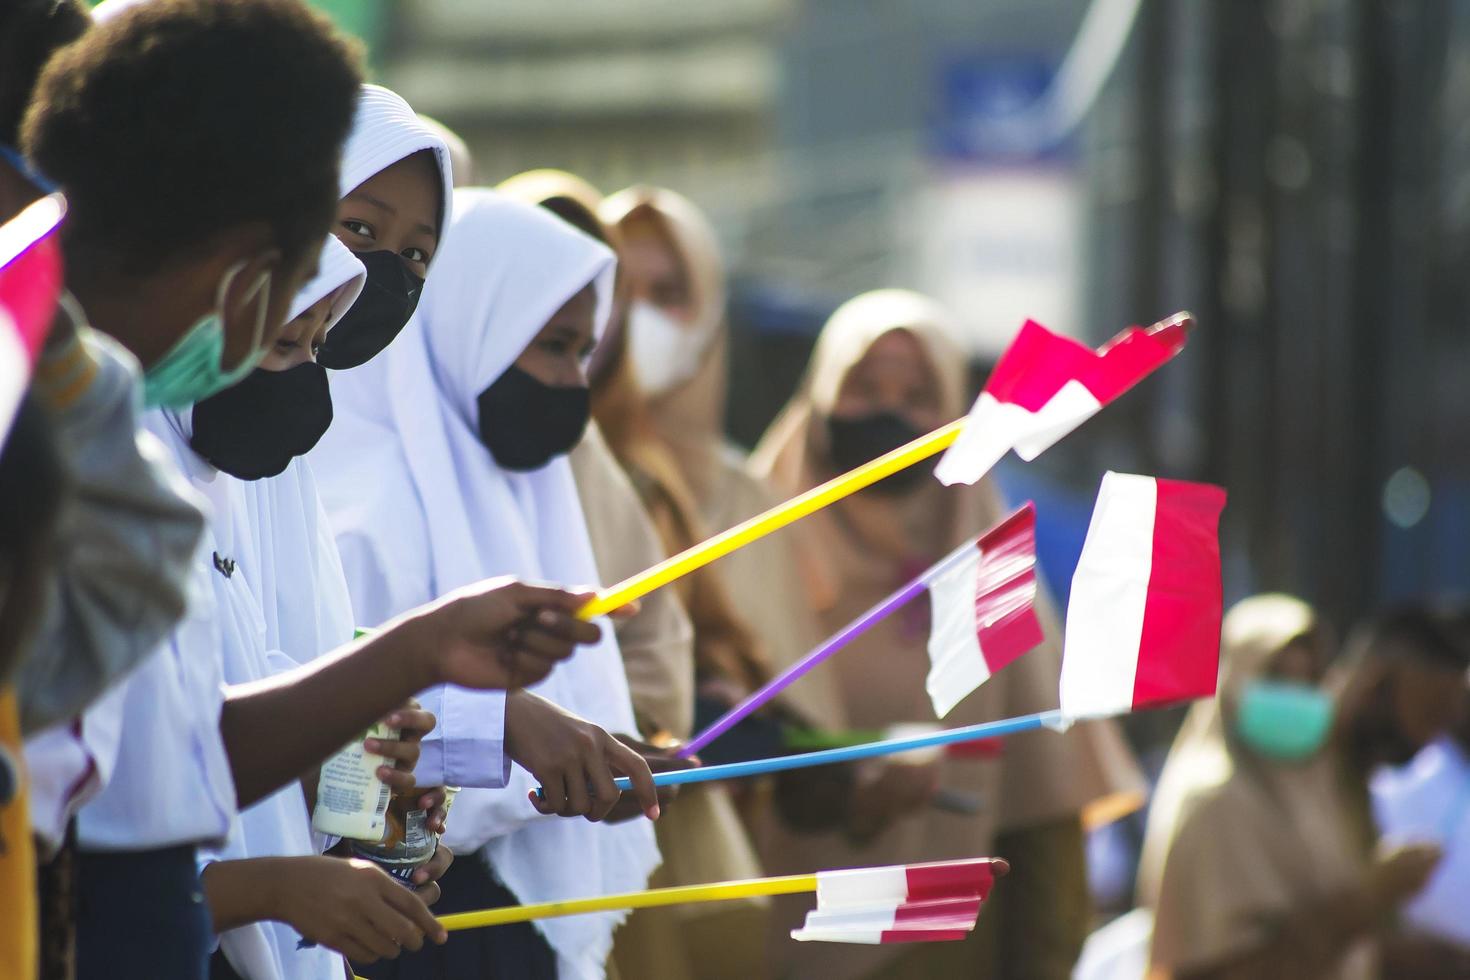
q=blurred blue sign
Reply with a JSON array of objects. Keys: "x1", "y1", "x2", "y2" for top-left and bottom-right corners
[{"x1": 930, "y1": 54, "x2": 1072, "y2": 164}]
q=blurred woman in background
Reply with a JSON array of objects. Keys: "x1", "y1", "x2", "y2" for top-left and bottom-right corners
[
  {"x1": 750, "y1": 288, "x2": 1144, "y2": 980},
  {"x1": 600, "y1": 187, "x2": 824, "y2": 696},
  {"x1": 1141, "y1": 597, "x2": 1468, "y2": 979}
]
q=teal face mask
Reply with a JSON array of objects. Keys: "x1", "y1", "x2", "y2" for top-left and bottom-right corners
[
  {"x1": 1235, "y1": 679, "x2": 1334, "y2": 761},
  {"x1": 142, "y1": 262, "x2": 273, "y2": 409}
]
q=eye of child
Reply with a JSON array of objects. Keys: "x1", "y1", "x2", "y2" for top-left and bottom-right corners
[
  {"x1": 341, "y1": 219, "x2": 374, "y2": 240},
  {"x1": 402, "y1": 246, "x2": 429, "y2": 264}
]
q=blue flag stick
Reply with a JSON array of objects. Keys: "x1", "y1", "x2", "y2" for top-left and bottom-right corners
[{"x1": 538, "y1": 709, "x2": 1071, "y2": 797}]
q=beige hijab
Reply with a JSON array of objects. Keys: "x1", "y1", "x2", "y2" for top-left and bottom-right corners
[
  {"x1": 600, "y1": 185, "x2": 825, "y2": 717},
  {"x1": 750, "y1": 289, "x2": 1144, "y2": 979},
  {"x1": 599, "y1": 185, "x2": 732, "y2": 512},
  {"x1": 1140, "y1": 594, "x2": 1376, "y2": 979}
]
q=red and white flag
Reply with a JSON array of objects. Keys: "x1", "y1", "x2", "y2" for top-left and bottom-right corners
[
  {"x1": 925, "y1": 504, "x2": 1044, "y2": 718},
  {"x1": 934, "y1": 315, "x2": 1190, "y2": 487},
  {"x1": 1060, "y1": 472, "x2": 1226, "y2": 718},
  {"x1": 0, "y1": 194, "x2": 65, "y2": 443},
  {"x1": 791, "y1": 858, "x2": 1003, "y2": 945}
]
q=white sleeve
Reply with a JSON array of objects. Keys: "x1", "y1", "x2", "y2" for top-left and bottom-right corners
[{"x1": 413, "y1": 686, "x2": 510, "y2": 789}]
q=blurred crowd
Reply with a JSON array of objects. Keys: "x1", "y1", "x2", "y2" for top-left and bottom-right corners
[{"x1": 0, "y1": 2, "x2": 1467, "y2": 980}]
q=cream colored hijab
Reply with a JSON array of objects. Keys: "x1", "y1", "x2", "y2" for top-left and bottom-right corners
[
  {"x1": 599, "y1": 185, "x2": 731, "y2": 508},
  {"x1": 750, "y1": 289, "x2": 1143, "y2": 980},
  {"x1": 1140, "y1": 594, "x2": 1375, "y2": 978},
  {"x1": 1138, "y1": 593, "x2": 1326, "y2": 905}
]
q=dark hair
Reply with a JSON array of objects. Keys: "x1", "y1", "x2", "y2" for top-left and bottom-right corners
[
  {"x1": 541, "y1": 196, "x2": 611, "y2": 246},
  {"x1": 0, "y1": 0, "x2": 90, "y2": 148},
  {"x1": 22, "y1": 0, "x2": 363, "y2": 276},
  {"x1": 1351, "y1": 605, "x2": 1470, "y2": 672}
]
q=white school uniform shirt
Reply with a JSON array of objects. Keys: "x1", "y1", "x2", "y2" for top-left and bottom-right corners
[
  {"x1": 21, "y1": 327, "x2": 204, "y2": 852},
  {"x1": 74, "y1": 414, "x2": 236, "y2": 851},
  {"x1": 1373, "y1": 737, "x2": 1470, "y2": 948},
  {"x1": 314, "y1": 189, "x2": 659, "y2": 980}
]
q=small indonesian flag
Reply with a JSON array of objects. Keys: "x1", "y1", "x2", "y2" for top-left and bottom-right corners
[
  {"x1": 934, "y1": 315, "x2": 1190, "y2": 486},
  {"x1": 1060, "y1": 472, "x2": 1226, "y2": 718},
  {"x1": 791, "y1": 858, "x2": 1003, "y2": 945},
  {"x1": 0, "y1": 194, "x2": 65, "y2": 442},
  {"x1": 925, "y1": 504, "x2": 1044, "y2": 718}
]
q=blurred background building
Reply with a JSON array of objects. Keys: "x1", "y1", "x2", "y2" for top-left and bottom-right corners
[{"x1": 318, "y1": 0, "x2": 1470, "y2": 640}]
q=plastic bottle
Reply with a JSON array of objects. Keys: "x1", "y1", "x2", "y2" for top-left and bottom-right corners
[
  {"x1": 310, "y1": 721, "x2": 397, "y2": 841},
  {"x1": 349, "y1": 787, "x2": 460, "y2": 885}
]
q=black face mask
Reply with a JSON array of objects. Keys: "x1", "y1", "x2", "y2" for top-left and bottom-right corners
[
  {"x1": 190, "y1": 362, "x2": 333, "y2": 480},
  {"x1": 826, "y1": 411, "x2": 927, "y2": 495},
  {"x1": 315, "y1": 250, "x2": 424, "y2": 370},
  {"x1": 476, "y1": 366, "x2": 590, "y2": 472}
]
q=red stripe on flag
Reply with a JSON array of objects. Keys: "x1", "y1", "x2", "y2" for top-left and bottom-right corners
[
  {"x1": 902, "y1": 858, "x2": 997, "y2": 902},
  {"x1": 973, "y1": 504, "x2": 1044, "y2": 675},
  {"x1": 983, "y1": 320, "x2": 1186, "y2": 412},
  {"x1": 0, "y1": 196, "x2": 65, "y2": 361},
  {"x1": 5, "y1": 234, "x2": 63, "y2": 358},
  {"x1": 1131, "y1": 479, "x2": 1226, "y2": 708},
  {"x1": 880, "y1": 896, "x2": 984, "y2": 943}
]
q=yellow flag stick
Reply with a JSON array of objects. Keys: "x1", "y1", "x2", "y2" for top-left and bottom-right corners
[
  {"x1": 577, "y1": 419, "x2": 967, "y2": 619},
  {"x1": 577, "y1": 312, "x2": 1193, "y2": 620},
  {"x1": 439, "y1": 872, "x2": 819, "y2": 931}
]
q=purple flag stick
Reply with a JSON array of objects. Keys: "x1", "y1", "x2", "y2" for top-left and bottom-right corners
[{"x1": 678, "y1": 529, "x2": 989, "y2": 759}]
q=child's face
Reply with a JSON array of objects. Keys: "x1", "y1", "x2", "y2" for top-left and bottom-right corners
[
  {"x1": 512, "y1": 284, "x2": 598, "y2": 389},
  {"x1": 259, "y1": 292, "x2": 335, "y2": 371},
  {"x1": 334, "y1": 152, "x2": 440, "y2": 279}
]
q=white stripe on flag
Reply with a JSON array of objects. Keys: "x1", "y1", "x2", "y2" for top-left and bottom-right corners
[
  {"x1": 1011, "y1": 379, "x2": 1106, "y2": 460},
  {"x1": 0, "y1": 312, "x2": 29, "y2": 445},
  {"x1": 934, "y1": 382, "x2": 1103, "y2": 486},
  {"x1": 791, "y1": 905, "x2": 898, "y2": 944},
  {"x1": 815, "y1": 864, "x2": 910, "y2": 908},
  {"x1": 1060, "y1": 473, "x2": 1157, "y2": 718},
  {"x1": 926, "y1": 548, "x2": 989, "y2": 718}
]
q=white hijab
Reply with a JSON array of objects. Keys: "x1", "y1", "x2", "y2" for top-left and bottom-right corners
[
  {"x1": 320, "y1": 188, "x2": 658, "y2": 980},
  {"x1": 325, "y1": 84, "x2": 455, "y2": 431},
  {"x1": 187, "y1": 236, "x2": 365, "y2": 980},
  {"x1": 339, "y1": 85, "x2": 455, "y2": 212},
  {"x1": 233, "y1": 235, "x2": 364, "y2": 665}
]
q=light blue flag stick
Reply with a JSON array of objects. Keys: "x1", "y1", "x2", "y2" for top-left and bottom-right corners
[{"x1": 543, "y1": 709, "x2": 1073, "y2": 796}]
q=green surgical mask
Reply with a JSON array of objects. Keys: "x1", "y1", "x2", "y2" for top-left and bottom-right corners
[
  {"x1": 1235, "y1": 679, "x2": 1334, "y2": 761},
  {"x1": 142, "y1": 262, "x2": 273, "y2": 409}
]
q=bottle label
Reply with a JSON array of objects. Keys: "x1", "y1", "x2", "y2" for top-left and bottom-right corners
[{"x1": 311, "y1": 723, "x2": 397, "y2": 840}]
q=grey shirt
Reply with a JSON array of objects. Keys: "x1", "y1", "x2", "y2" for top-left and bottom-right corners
[{"x1": 17, "y1": 316, "x2": 205, "y2": 734}]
